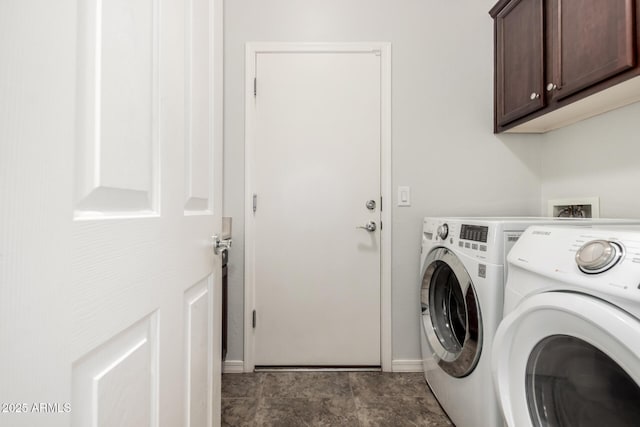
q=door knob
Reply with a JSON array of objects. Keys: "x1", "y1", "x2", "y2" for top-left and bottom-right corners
[
  {"x1": 546, "y1": 83, "x2": 557, "y2": 92},
  {"x1": 356, "y1": 221, "x2": 377, "y2": 232},
  {"x1": 212, "y1": 235, "x2": 232, "y2": 254},
  {"x1": 530, "y1": 92, "x2": 540, "y2": 100},
  {"x1": 365, "y1": 199, "x2": 376, "y2": 210}
]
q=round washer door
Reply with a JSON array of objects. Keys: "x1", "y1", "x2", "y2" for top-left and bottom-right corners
[
  {"x1": 421, "y1": 247, "x2": 482, "y2": 378},
  {"x1": 493, "y1": 292, "x2": 640, "y2": 427}
]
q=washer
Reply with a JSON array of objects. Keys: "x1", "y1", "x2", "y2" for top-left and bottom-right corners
[
  {"x1": 493, "y1": 225, "x2": 640, "y2": 427},
  {"x1": 419, "y1": 217, "x2": 640, "y2": 427}
]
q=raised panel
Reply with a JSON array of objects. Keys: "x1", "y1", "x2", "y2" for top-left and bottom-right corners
[
  {"x1": 75, "y1": 0, "x2": 159, "y2": 219},
  {"x1": 184, "y1": 277, "x2": 212, "y2": 426},
  {"x1": 496, "y1": 0, "x2": 546, "y2": 126},
  {"x1": 184, "y1": 0, "x2": 213, "y2": 214},
  {"x1": 72, "y1": 313, "x2": 158, "y2": 427},
  {"x1": 555, "y1": 0, "x2": 635, "y2": 99}
]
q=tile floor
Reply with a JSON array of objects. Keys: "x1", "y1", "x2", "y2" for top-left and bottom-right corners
[{"x1": 221, "y1": 371, "x2": 454, "y2": 426}]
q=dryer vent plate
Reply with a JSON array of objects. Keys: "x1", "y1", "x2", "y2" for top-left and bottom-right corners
[{"x1": 547, "y1": 197, "x2": 600, "y2": 218}]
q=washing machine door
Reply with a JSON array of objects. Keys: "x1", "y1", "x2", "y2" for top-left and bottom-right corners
[
  {"x1": 493, "y1": 292, "x2": 640, "y2": 427},
  {"x1": 421, "y1": 247, "x2": 482, "y2": 378}
]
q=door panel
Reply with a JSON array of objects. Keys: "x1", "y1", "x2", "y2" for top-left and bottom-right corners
[
  {"x1": 553, "y1": 0, "x2": 636, "y2": 100},
  {"x1": 251, "y1": 50, "x2": 381, "y2": 366},
  {"x1": 185, "y1": 0, "x2": 214, "y2": 214},
  {"x1": 184, "y1": 277, "x2": 213, "y2": 427},
  {"x1": 72, "y1": 314, "x2": 158, "y2": 427},
  {"x1": 0, "y1": 0, "x2": 223, "y2": 425},
  {"x1": 75, "y1": 0, "x2": 159, "y2": 216},
  {"x1": 496, "y1": 0, "x2": 546, "y2": 126}
]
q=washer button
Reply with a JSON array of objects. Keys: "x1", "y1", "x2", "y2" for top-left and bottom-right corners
[
  {"x1": 472, "y1": 244, "x2": 478, "y2": 250},
  {"x1": 479, "y1": 245, "x2": 487, "y2": 252},
  {"x1": 478, "y1": 264, "x2": 486, "y2": 278}
]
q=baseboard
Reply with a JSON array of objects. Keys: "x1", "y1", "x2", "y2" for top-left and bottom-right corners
[
  {"x1": 391, "y1": 359, "x2": 424, "y2": 373},
  {"x1": 222, "y1": 360, "x2": 245, "y2": 374},
  {"x1": 224, "y1": 359, "x2": 423, "y2": 373}
]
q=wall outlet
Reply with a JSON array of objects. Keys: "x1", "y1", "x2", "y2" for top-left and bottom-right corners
[{"x1": 547, "y1": 197, "x2": 600, "y2": 218}]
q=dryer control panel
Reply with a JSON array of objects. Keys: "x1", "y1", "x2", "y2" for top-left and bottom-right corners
[
  {"x1": 576, "y1": 239, "x2": 624, "y2": 274},
  {"x1": 507, "y1": 225, "x2": 640, "y2": 308}
]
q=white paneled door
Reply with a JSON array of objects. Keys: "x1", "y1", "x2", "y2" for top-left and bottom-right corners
[
  {"x1": 247, "y1": 46, "x2": 387, "y2": 367},
  {"x1": 0, "y1": 0, "x2": 223, "y2": 425}
]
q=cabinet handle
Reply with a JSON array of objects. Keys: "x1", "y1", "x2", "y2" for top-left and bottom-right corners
[
  {"x1": 546, "y1": 83, "x2": 557, "y2": 92},
  {"x1": 530, "y1": 92, "x2": 540, "y2": 100}
]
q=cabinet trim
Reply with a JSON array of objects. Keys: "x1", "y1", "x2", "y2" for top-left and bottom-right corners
[{"x1": 504, "y1": 75, "x2": 640, "y2": 133}]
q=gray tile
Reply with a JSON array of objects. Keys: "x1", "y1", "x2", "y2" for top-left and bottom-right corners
[
  {"x1": 255, "y1": 397, "x2": 359, "y2": 427},
  {"x1": 349, "y1": 372, "x2": 431, "y2": 399},
  {"x1": 221, "y1": 371, "x2": 453, "y2": 427},
  {"x1": 261, "y1": 372, "x2": 352, "y2": 398},
  {"x1": 222, "y1": 373, "x2": 262, "y2": 398},
  {"x1": 355, "y1": 396, "x2": 453, "y2": 427},
  {"x1": 222, "y1": 398, "x2": 258, "y2": 427}
]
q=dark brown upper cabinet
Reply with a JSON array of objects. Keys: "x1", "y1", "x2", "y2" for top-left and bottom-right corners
[
  {"x1": 495, "y1": 0, "x2": 546, "y2": 127},
  {"x1": 490, "y1": 0, "x2": 640, "y2": 133}
]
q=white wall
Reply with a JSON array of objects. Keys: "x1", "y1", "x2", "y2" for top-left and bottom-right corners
[
  {"x1": 223, "y1": 0, "x2": 543, "y2": 364},
  {"x1": 541, "y1": 102, "x2": 640, "y2": 218}
]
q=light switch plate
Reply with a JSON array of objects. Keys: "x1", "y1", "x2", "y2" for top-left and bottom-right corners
[{"x1": 397, "y1": 186, "x2": 411, "y2": 207}]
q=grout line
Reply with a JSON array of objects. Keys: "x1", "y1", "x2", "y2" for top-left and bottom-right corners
[
  {"x1": 253, "y1": 373, "x2": 264, "y2": 425},
  {"x1": 349, "y1": 372, "x2": 365, "y2": 427}
]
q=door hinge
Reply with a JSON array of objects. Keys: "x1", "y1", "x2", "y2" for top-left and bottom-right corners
[
  {"x1": 252, "y1": 194, "x2": 257, "y2": 213},
  {"x1": 252, "y1": 310, "x2": 257, "y2": 328},
  {"x1": 380, "y1": 221, "x2": 383, "y2": 230},
  {"x1": 253, "y1": 77, "x2": 257, "y2": 97},
  {"x1": 380, "y1": 196, "x2": 383, "y2": 212}
]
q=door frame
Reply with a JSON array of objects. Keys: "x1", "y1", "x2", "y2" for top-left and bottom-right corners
[
  {"x1": 212, "y1": 0, "x2": 224, "y2": 421},
  {"x1": 243, "y1": 42, "x2": 392, "y2": 372}
]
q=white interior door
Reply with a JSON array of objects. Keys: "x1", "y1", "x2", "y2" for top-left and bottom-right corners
[
  {"x1": 0, "y1": 0, "x2": 223, "y2": 425},
  {"x1": 248, "y1": 47, "x2": 382, "y2": 366}
]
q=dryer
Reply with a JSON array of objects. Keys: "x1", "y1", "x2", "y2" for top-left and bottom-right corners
[
  {"x1": 419, "y1": 217, "x2": 640, "y2": 427},
  {"x1": 493, "y1": 225, "x2": 640, "y2": 427}
]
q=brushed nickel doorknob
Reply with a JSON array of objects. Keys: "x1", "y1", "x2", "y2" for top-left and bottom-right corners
[
  {"x1": 356, "y1": 221, "x2": 377, "y2": 232},
  {"x1": 212, "y1": 235, "x2": 232, "y2": 254},
  {"x1": 530, "y1": 92, "x2": 540, "y2": 100}
]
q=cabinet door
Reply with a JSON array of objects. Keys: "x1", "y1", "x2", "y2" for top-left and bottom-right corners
[
  {"x1": 551, "y1": 0, "x2": 636, "y2": 100},
  {"x1": 496, "y1": 0, "x2": 546, "y2": 126}
]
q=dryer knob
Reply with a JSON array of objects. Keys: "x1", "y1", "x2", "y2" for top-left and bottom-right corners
[
  {"x1": 437, "y1": 224, "x2": 449, "y2": 240},
  {"x1": 576, "y1": 240, "x2": 623, "y2": 274}
]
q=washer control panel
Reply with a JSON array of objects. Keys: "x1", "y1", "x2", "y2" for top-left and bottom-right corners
[
  {"x1": 459, "y1": 224, "x2": 489, "y2": 243},
  {"x1": 422, "y1": 219, "x2": 495, "y2": 262},
  {"x1": 437, "y1": 224, "x2": 449, "y2": 240}
]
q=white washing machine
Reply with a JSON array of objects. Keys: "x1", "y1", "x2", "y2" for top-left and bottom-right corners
[
  {"x1": 419, "y1": 217, "x2": 640, "y2": 427},
  {"x1": 493, "y1": 225, "x2": 640, "y2": 427}
]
